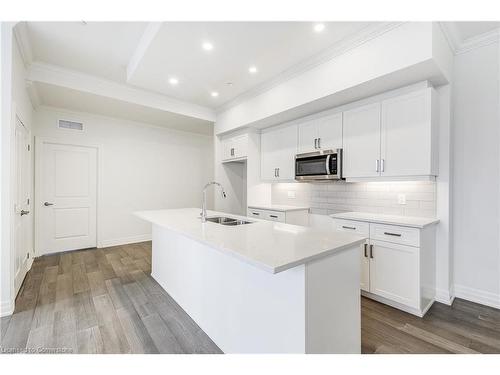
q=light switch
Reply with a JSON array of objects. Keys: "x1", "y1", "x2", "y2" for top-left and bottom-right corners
[{"x1": 397, "y1": 193, "x2": 406, "y2": 205}]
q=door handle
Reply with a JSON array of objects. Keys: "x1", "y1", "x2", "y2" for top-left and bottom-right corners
[
  {"x1": 44, "y1": 202, "x2": 54, "y2": 206},
  {"x1": 383, "y1": 232, "x2": 402, "y2": 237},
  {"x1": 375, "y1": 159, "x2": 380, "y2": 172},
  {"x1": 20, "y1": 210, "x2": 30, "y2": 216},
  {"x1": 364, "y1": 243, "x2": 368, "y2": 258},
  {"x1": 317, "y1": 137, "x2": 321, "y2": 148},
  {"x1": 370, "y1": 244, "x2": 374, "y2": 259},
  {"x1": 381, "y1": 158, "x2": 385, "y2": 172},
  {"x1": 314, "y1": 138, "x2": 318, "y2": 149},
  {"x1": 277, "y1": 168, "x2": 280, "y2": 177},
  {"x1": 342, "y1": 225, "x2": 356, "y2": 230}
]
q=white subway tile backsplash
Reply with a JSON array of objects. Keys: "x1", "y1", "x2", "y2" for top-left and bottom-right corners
[{"x1": 271, "y1": 180, "x2": 437, "y2": 218}]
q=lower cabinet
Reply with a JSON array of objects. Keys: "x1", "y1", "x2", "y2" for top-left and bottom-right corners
[
  {"x1": 247, "y1": 207, "x2": 309, "y2": 226},
  {"x1": 334, "y1": 218, "x2": 436, "y2": 317}
]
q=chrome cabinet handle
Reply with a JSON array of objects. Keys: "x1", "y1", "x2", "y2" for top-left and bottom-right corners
[
  {"x1": 342, "y1": 225, "x2": 356, "y2": 230},
  {"x1": 314, "y1": 138, "x2": 318, "y2": 149},
  {"x1": 269, "y1": 215, "x2": 278, "y2": 218},
  {"x1": 277, "y1": 168, "x2": 280, "y2": 177},
  {"x1": 381, "y1": 158, "x2": 385, "y2": 172},
  {"x1": 318, "y1": 137, "x2": 321, "y2": 148},
  {"x1": 44, "y1": 202, "x2": 54, "y2": 206},
  {"x1": 375, "y1": 159, "x2": 380, "y2": 172},
  {"x1": 20, "y1": 210, "x2": 30, "y2": 216},
  {"x1": 252, "y1": 212, "x2": 260, "y2": 215},
  {"x1": 364, "y1": 243, "x2": 368, "y2": 258},
  {"x1": 383, "y1": 232, "x2": 402, "y2": 237},
  {"x1": 370, "y1": 244, "x2": 374, "y2": 259}
]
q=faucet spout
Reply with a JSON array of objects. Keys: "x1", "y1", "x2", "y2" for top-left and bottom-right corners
[{"x1": 200, "y1": 181, "x2": 227, "y2": 222}]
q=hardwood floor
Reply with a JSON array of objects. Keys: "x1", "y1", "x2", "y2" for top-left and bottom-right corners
[
  {"x1": 0, "y1": 242, "x2": 222, "y2": 354},
  {"x1": 1, "y1": 241, "x2": 499, "y2": 354}
]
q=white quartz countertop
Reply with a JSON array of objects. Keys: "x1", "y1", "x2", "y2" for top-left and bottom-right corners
[
  {"x1": 136, "y1": 208, "x2": 365, "y2": 274},
  {"x1": 247, "y1": 204, "x2": 310, "y2": 212},
  {"x1": 329, "y1": 212, "x2": 439, "y2": 228}
]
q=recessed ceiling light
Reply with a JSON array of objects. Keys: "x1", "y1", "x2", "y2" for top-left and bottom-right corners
[
  {"x1": 168, "y1": 77, "x2": 179, "y2": 86},
  {"x1": 211, "y1": 91, "x2": 219, "y2": 97},
  {"x1": 248, "y1": 66, "x2": 258, "y2": 74},
  {"x1": 202, "y1": 42, "x2": 214, "y2": 51},
  {"x1": 313, "y1": 23, "x2": 325, "y2": 33}
]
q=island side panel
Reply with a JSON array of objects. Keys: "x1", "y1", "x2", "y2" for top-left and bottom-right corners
[
  {"x1": 305, "y1": 245, "x2": 361, "y2": 354},
  {"x1": 151, "y1": 224, "x2": 307, "y2": 353}
]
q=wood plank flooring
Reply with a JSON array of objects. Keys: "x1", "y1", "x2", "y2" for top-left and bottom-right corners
[
  {"x1": 0, "y1": 242, "x2": 222, "y2": 354},
  {"x1": 1, "y1": 241, "x2": 499, "y2": 354}
]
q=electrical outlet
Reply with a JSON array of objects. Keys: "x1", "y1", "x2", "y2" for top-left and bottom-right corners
[
  {"x1": 287, "y1": 191, "x2": 296, "y2": 199},
  {"x1": 397, "y1": 193, "x2": 406, "y2": 205}
]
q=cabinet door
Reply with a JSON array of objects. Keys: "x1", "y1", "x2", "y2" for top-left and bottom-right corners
[
  {"x1": 221, "y1": 138, "x2": 233, "y2": 161},
  {"x1": 297, "y1": 119, "x2": 318, "y2": 153},
  {"x1": 360, "y1": 242, "x2": 370, "y2": 292},
  {"x1": 317, "y1": 113, "x2": 343, "y2": 151},
  {"x1": 232, "y1": 134, "x2": 248, "y2": 159},
  {"x1": 369, "y1": 240, "x2": 419, "y2": 309},
  {"x1": 381, "y1": 88, "x2": 434, "y2": 177},
  {"x1": 343, "y1": 103, "x2": 381, "y2": 178},
  {"x1": 261, "y1": 125, "x2": 297, "y2": 180}
]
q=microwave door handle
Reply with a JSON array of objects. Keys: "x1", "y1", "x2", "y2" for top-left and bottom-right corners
[{"x1": 325, "y1": 154, "x2": 331, "y2": 175}]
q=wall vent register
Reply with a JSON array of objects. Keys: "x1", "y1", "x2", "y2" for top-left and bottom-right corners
[{"x1": 58, "y1": 119, "x2": 84, "y2": 131}]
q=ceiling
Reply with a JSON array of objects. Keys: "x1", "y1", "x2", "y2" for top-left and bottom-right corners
[
  {"x1": 26, "y1": 21, "x2": 380, "y2": 109},
  {"x1": 451, "y1": 21, "x2": 500, "y2": 42},
  {"x1": 23, "y1": 21, "x2": 500, "y2": 124}
]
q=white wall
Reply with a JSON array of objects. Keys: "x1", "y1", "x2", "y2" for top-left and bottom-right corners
[
  {"x1": 452, "y1": 41, "x2": 500, "y2": 308},
  {"x1": 33, "y1": 106, "x2": 214, "y2": 248}
]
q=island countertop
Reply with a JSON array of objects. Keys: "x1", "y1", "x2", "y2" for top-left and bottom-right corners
[{"x1": 136, "y1": 208, "x2": 365, "y2": 274}]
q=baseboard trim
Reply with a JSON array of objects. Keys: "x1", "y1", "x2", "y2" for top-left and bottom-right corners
[
  {"x1": 435, "y1": 288, "x2": 455, "y2": 306},
  {"x1": 98, "y1": 234, "x2": 151, "y2": 248},
  {"x1": 454, "y1": 284, "x2": 500, "y2": 309},
  {"x1": 0, "y1": 299, "x2": 15, "y2": 317}
]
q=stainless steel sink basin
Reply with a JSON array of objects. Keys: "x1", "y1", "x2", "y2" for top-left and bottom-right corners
[{"x1": 205, "y1": 216, "x2": 253, "y2": 226}]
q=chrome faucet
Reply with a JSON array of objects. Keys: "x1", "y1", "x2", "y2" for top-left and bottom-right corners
[{"x1": 200, "y1": 181, "x2": 227, "y2": 222}]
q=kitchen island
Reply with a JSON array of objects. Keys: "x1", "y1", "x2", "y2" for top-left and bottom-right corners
[{"x1": 136, "y1": 208, "x2": 365, "y2": 353}]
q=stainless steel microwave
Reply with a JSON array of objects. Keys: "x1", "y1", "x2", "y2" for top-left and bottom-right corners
[{"x1": 295, "y1": 149, "x2": 343, "y2": 181}]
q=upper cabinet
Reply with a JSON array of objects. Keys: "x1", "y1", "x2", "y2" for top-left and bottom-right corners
[
  {"x1": 343, "y1": 87, "x2": 438, "y2": 180},
  {"x1": 380, "y1": 89, "x2": 437, "y2": 177},
  {"x1": 343, "y1": 103, "x2": 382, "y2": 178},
  {"x1": 297, "y1": 113, "x2": 343, "y2": 153},
  {"x1": 222, "y1": 134, "x2": 248, "y2": 162},
  {"x1": 261, "y1": 124, "x2": 297, "y2": 181}
]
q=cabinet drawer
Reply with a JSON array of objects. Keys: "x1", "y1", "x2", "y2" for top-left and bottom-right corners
[
  {"x1": 370, "y1": 223, "x2": 419, "y2": 247},
  {"x1": 264, "y1": 210, "x2": 285, "y2": 222},
  {"x1": 248, "y1": 208, "x2": 266, "y2": 218},
  {"x1": 334, "y1": 219, "x2": 369, "y2": 236}
]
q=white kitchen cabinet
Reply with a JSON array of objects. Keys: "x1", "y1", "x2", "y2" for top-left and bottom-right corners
[
  {"x1": 247, "y1": 206, "x2": 309, "y2": 226},
  {"x1": 222, "y1": 134, "x2": 248, "y2": 162},
  {"x1": 343, "y1": 87, "x2": 438, "y2": 180},
  {"x1": 342, "y1": 103, "x2": 381, "y2": 178},
  {"x1": 297, "y1": 113, "x2": 342, "y2": 153},
  {"x1": 380, "y1": 88, "x2": 437, "y2": 177},
  {"x1": 332, "y1": 217, "x2": 437, "y2": 317},
  {"x1": 261, "y1": 124, "x2": 297, "y2": 181},
  {"x1": 334, "y1": 219, "x2": 370, "y2": 292}
]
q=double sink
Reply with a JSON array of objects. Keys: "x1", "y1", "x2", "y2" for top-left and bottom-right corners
[{"x1": 205, "y1": 216, "x2": 253, "y2": 226}]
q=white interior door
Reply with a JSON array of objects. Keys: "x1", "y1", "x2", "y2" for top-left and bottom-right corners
[
  {"x1": 38, "y1": 142, "x2": 97, "y2": 255},
  {"x1": 14, "y1": 118, "x2": 31, "y2": 294}
]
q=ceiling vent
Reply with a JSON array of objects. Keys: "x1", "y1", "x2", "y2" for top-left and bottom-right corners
[{"x1": 58, "y1": 119, "x2": 84, "y2": 131}]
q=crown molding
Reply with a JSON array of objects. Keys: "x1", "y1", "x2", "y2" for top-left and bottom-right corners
[
  {"x1": 13, "y1": 21, "x2": 33, "y2": 67},
  {"x1": 438, "y1": 22, "x2": 500, "y2": 55},
  {"x1": 27, "y1": 61, "x2": 216, "y2": 122},
  {"x1": 216, "y1": 22, "x2": 405, "y2": 114},
  {"x1": 455, "y1": 28, "x2": 500, "y2": 55}
]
